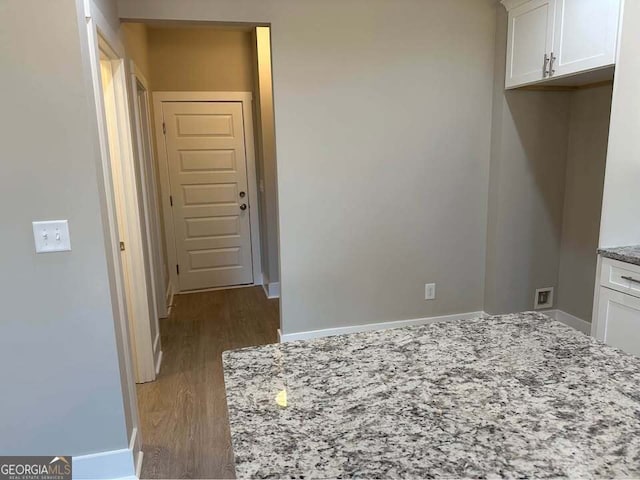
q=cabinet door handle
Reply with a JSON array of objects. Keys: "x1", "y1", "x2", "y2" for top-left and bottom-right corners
[
  {"x1": 549, "y1": 52, "x2": 556, "y2": 76},
  {"x1": 622, "y1": 275, "x2": 640, "y2": 284},
  {"x1": 543, "y1": 53, "x2": 550, "y2": 78}
]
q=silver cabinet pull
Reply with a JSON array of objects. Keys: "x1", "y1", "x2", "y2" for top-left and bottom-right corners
[
  {"x1": 549, "y1": 52, "x2": 556, "y2": 76},
  {"x1": 543, "y1": 53, "x2": 550, "y2": 78},
  {"x1": 622, "y1": 275, "x2": 640, "y2": 284}
]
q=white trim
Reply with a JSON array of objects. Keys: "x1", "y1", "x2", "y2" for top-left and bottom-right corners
[
  {"x1": 129, "y1": 61, "x2": 167, "y2": 323},
  {"x1": 84, "y1": 9, "x2": 142, "y2": 478},
  {"x1": 548, "y1": 309, "x2": 591, "y2": 334},
  {"x1": 152, "y1": 91, "x2": 263, "y2": 293},
  {"x1": 153, "y1": 331, "x2": 160, "y2": 354},
  {"x1": 165, "y1": 280, "x2": 174, "y2": 316},
  {"x1": 279, "y1": 311, "x2": 487, "y2": 343},
  {"x1": 153, "y1": 331, "x2": 163, "y2": 375},
  {"x1": 72, "y1": 426, "x2": 140, "y2": 479},
  {"x1": 99, "y1": 40, "x2": 156, "y2": 385},
  {"x1": 72, "y1": 447, "x2": 135, "y2": 479},
  {"x1": 501, "y1": 0, "x2": 530, "y2": 11},
  {"x1": 85, "y1": 0, "x2": 123, "y2": 56},
  {"x1": 135, "y1": 451, "x2": 144, "y2": 480},
  {"x1": 262, "y1": 281, "x2": 280, "y2": 299},
  {"x1": 155, "y1": 349, "x2": 164, "y2": 376}
]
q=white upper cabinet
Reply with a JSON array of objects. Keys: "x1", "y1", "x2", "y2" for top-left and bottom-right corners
[
  {"x1": 504, "y1": 0, "x2": 557, "y2": 89},
  {"x1": 502, "y1": 0, "x2": 621, "y2": 89},
  {"x1": 552, "y1": 0, "x2": 621, "y2": 78}
]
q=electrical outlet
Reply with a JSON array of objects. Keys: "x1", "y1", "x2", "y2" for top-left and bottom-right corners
[
  {"x1": 534, "y1": 287, "x2": 554, "y2": 309},
  {"x1": 425, "y1": 283, "x2": 436, "y2": 300}
]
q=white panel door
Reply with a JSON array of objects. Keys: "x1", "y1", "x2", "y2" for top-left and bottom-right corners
[
  {"x1": 505, "y1": 0, "x2": 557, "y2": 88},
  {"x1": 163, "y1": 101, "x2": 254, "y2": 291},
  {"x1": 552, "y1": 0, "x2": 620, "y2": 78},
  {"x1": 595, "y1": 287, "x2": 640, "y2": 357}
]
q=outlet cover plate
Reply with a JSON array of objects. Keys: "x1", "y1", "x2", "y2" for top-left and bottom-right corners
[{"x1": 425, "y1": 283, "x2": 436, "y2": 300}]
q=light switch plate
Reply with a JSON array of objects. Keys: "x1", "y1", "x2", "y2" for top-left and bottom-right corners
[{"x1": 32, "y1": 220, "x2": 71, "y2": 253}]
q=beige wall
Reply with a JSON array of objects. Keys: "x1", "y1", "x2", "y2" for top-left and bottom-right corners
[
  {"x1": 485, "y1": 9, "x2": 613, "y2": 318},
  {"x1": 599, "y1": 0, "x2": 640, "y2": 247},
  {"x1": 122, "y1": 22, "x2": 151, "y2": 81},
  {"x1": 557, "y1": 85, "x2": 613, "y2": 321},
  {"x1": 119, "y1": 0, "x2": 498, "y2": 334},
  {"x1": 485, "y1": 7, "x2": 571, "y2": 315},
  {"x1": 148, "y1": 27, "x2": 254, "y2": 91},
  {"x1": 0, "y1": 0, "x2": 130, "y2": 456}
]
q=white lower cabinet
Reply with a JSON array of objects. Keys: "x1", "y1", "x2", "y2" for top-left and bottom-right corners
[{"x1": 594, "y1": 259, "x2": 640, "y2": 357}]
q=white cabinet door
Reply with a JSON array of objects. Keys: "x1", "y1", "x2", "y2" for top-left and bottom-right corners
[
  {"x1": 595, "y1": 287, "x2": 640, "y2": 357},
  {"x1": 505, "y1": 0, "x2": 557, "y2": 88},
  {"x1": 552, "y1": 0, "x2": 621, "y2": 77}
]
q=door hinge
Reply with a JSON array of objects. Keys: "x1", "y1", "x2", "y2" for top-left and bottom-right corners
[
  {"x1": 119, "y1": 241, "x2": 125, "y2": 251},
  {"x1": 162, "y1": 122, "x2": 166, "y2": 135},
  {"x1": 170, "y1": 195, "x2": 173, "y2": 207},
  {"x1": 176, "y1": 264, "x2": 180, "y2": 275}
]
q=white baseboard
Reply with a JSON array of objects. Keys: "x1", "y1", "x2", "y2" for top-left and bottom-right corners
[
  {"x1": 73, "y1": 443, "x2": 136, "y2": 479},
  {"x1": 279, "y1": 311, "x2": 487, "y2": 343},
  {"x1": 152, "y1": 332, "x2": 163, "y2": 375},
  {"x1": 155, "y1": 349, "x2": 163, "y2": 375},
  {"x1": 134, "y1": 450, "x2": 143, "y2": 479},
  {"x1": 165, "y1": 281, "x2": 174, "y2": 316},
  {"x1": 72, "y1": 426, "x2": 140, "y2": 479},
  {"x1": 548, "y1": 309, "x2": 591, "y2": 334},
  {"x1": 262, "y1": 281, "x2": 280, "y2": 299}
]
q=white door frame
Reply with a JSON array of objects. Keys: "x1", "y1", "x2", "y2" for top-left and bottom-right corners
[
  {"x1": 153, "y1": 92, "x2": 263, "y2": 293},
  {"x1": 129, "y1": 62, "x2": 166, "y2": 374},
  {"x1": 82, "y1": 2, "x2": 143, "y2": 475},
  {"x1": 130, "y1": 63, "x2": 168, "y2": 316},
  {"x1": 95, "y1": 32, "x2": 156, "y2": 383}
]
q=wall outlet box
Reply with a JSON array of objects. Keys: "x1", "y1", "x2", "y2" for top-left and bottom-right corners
[
  {"x1": 534, "y1": 287, "x2": 554, "y2": 309},
  {"x1": 425, "y1": 283, "x2": 436, "y2": 300},
  {"x1": 32, "y1": 220, "x2": 71, "y2": 253}
]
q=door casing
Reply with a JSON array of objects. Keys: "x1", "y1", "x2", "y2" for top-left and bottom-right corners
[{"x1": 153, "y1": 92, "x2": 263, "y2": 293}]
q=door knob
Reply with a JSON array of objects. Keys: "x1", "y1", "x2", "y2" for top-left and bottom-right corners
[
  {"x1": 239, "y1": 191, "x2": 246, "y2": 198},
  {"x1": 240, "y1": 204, "x2": 247, "y2": 211}
]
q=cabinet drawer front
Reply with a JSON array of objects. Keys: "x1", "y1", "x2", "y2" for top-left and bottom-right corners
[
  {"x1": 596, "y1": 287, "x2": 640, "y2": 356},
  {"x1": 600, "y1": 258, "x2": 640, "y2": 298}
]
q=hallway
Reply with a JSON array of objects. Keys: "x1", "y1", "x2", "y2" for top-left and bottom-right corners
[{"x1": 136, "y1": 287, "x2": 279, "y2": 479}]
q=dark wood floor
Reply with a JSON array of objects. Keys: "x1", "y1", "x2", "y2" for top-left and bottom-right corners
[{"x1": 137, "y1": 286, "x2": 279, "y2": 479}]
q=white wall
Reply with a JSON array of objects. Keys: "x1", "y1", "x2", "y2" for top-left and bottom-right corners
[
  {"x1": 599, "y1": 0, "x2": 640, "y2": 248},
  {"x1": 0, "y1": 0, "x2": 130, "y2": 456},
  {"x1": 118, "y1": 0, "x2": 498, "y2": 334},
  {"x1": 557, "y1": 86, "x2": 613, "y2": 322}
]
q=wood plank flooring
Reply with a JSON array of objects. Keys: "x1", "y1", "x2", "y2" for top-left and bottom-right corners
[{"x1": 137, "y1": 286, "x2": 279, "y2": 479}]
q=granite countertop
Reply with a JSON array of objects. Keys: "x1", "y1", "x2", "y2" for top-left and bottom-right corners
[
  {"x1": 598, "y1": 245, "x2": 640, "y2": 267},
  {"x1": 223, "y1": 312, "x2": 640, "y2": 479}
]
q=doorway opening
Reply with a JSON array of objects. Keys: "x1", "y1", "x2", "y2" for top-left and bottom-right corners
[
  {"x1": 98, "y1": 39, "x2": 158, "y2": 385},
  {"x1": 112, "y1": 21, "x2": 282, "y2": 477}
]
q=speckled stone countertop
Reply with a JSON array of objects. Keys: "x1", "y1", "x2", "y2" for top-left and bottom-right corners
[
  {"x1": 223, "y1": 312, "x2": 640, "y2": 479},
  {"x1": 598, "y1": 245, "x2": 640, "y2": 267}
]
